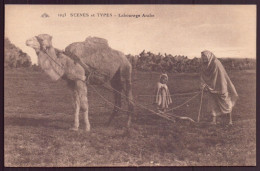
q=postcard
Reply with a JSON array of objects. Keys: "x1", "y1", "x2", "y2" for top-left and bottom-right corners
[{"x1": 4, "y1": 5, "x2": 256, "y2": 167}]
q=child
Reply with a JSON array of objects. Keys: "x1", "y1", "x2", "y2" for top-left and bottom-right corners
[{"x1": 154, "y1": 73, "x2": 172, "y2": 113}]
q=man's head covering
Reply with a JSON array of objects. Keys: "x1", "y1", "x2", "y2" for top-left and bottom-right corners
[{"x1": 201, "y1": 50, "x2": 216, "y2": 68}]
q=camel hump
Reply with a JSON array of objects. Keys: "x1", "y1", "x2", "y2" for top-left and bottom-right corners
[
  {"x1": 65, "y1": 36, "x2": 124, "y2": 59},
  {"x1": 65, "y1": 36, "x2": 111, "y2": 56},
  {"x1": 65, "y1": 36, "x2": 128, "y2": 74},
  {"x1": 84, "y1": 36, "x2": 109, "y2": 47}
]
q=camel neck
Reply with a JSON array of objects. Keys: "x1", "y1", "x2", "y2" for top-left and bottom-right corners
[
  {"x1": 44, "y1": 47, "x2": 57, "y2": 58},
  {"x1": 37, "y1": 47, "x2": 65, "y2": 81}
]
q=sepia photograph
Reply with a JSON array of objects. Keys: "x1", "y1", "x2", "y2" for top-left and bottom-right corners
[{"x1": 4, "y1": 5, "x2": 256, "y2": 167}]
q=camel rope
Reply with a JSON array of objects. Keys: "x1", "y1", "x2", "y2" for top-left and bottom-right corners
[
  {"x1": 137, "y1": 91, "x2": 200, "y2": 97},
  {"x1": 42, "y1": 50, "x2": 87, "y2": 82},
  {"x1": 164, "y1": 92, "x2": 200, "y2": 113},
  {"x1": 102, "y1": 81, "x2": 199, "y2": 111},
  {"x1": 90, "y1": 84, "x2": 178, "y2": 122},
  {"x1": 95, "y1": 81, "x2": 199, "y2": 122},
  {"x1": 42, "y1": 50, "x2": 66, "y2": 77}
]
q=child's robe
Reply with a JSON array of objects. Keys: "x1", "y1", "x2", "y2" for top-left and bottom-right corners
[{"x1": 154, "y1": 82, "x2": 172, "y2": 109}]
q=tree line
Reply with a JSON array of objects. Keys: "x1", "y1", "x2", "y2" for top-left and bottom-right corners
[
  {"x1": 4, "y1": 38, "x2": 32, "y2": 68},
  {"x1": 126, "y1": 50, "x2": 256, "y2": 73},
  {"x1": 4, "y1": 38, "x2": 256, "y2": 73}
]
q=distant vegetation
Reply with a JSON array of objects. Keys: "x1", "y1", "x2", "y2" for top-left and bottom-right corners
[
  {"x1": 126, "y1": 50, "x2": 256, "y2": 73},
  {"x1": 4, "y1": 38, "x2": 32, "y2": 68},
  {"x1": 4, "y1": 38, "x2": 255, "y2": 73}
]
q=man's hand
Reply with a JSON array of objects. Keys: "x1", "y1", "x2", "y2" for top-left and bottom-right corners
[{"x1": 200, "y1": 83, "x2": 207, "y2": 90}]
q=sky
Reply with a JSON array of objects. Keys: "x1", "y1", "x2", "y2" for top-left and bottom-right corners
[{"x1": 5, "y1": 5, "x2": 256, "y2": 64}]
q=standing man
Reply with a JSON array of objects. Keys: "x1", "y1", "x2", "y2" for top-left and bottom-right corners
[{"x1": 200, "y1": 50, "x2": 238, "y2": 125}]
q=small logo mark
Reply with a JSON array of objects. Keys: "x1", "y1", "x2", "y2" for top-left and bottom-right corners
[{"x1": 41, "y1": 13, "x2": 50, "y2": 18}]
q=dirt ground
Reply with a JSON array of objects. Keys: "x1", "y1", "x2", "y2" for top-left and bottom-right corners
[{"x1": 4, "y1": 68, "x2": 256, "y2": 166}]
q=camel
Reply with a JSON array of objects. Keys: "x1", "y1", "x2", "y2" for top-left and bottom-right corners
[{"x1": 26, "y1": 34, "x2": 134, "y2": 132}]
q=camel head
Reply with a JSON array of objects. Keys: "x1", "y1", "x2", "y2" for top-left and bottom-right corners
[
  {"x1": 36, "y1": 34, "x2": 53, "y2": 51},
  {"x1": 26, "y1": 36, "x2": 40, "y2": 52},
  {"x1": 26, "y1": 34, "x2": 53, "y2": 52},
  {"x1": 26, "y1": 34, "x2": 65, "y2": 81}
]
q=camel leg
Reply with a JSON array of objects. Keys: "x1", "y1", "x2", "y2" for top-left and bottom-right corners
[
  {"x1": 78, "y1": 81, "x2": 90, "y2": 131},
  {"x1": 70, "y1": 89, "x2": 80, "y2": 131},
  {"x1": 107, "y1": 86, "x2": 122, "y2": 126},
  {"x1": 125, "y1": 79, "x2": 134, "y2": 128},
  {"x1": 83, "y1": 108, "x2": 90, "y2": 131},
  {"x1": 229, "y1": 112, "x2": 233, "y2": 125},
  {"x1": 107, "y1": 70, "x2": 122, "y2": 126}
]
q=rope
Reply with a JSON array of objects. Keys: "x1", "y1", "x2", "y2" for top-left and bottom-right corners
[
  {"x1": 100, "y1": 81, "x2": 197, "y2": 122},
  {"x1": 86, "y1": 71, "x2": 93, "y2": 84},
  {"x1": 162, "y1": 112, "x2": 196, "y2": 122},
  {"x1": 90, "y1": 84, "x2": 176, "y2": 122},
  {"x1": 42, "y1": 50, "x2": 65, "y2": 77},
  {"x1": 137, "y1": 91, "x2": 201, "y2": 113},
  {"x1": 165, "y1": 92, "x2": 200, "y2": 113},
  {"x1": 138, "y1": 91, "x2": 200, "y2": 112},
  {"x1": 89, "y1": 84, "x2": 131, "y2": 113},
  {"x1": 43, "y1": 49, "x2": 65, "y2": 70},
  {"x1": 43, "y1": 50, "x2": 87, "y2": 83},
  {"x1": 138, "y1": 91, "x2": 200, "y2": 97}
]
